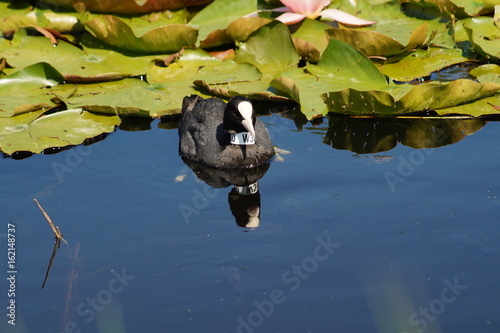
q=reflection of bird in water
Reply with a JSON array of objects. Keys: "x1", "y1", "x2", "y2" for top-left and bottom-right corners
[
  {"x1": 229, "y1": 185, "x2": 261, "y2": 228},
  {"x1": 213, "y1": 267, "x2": 243, "y2": 305},
  {"x1": 180, "y1": 158, "x2": 270, "y2": 228},
  {"x1": 178, "y1": 95, "x2": 275, "y2": 168}
]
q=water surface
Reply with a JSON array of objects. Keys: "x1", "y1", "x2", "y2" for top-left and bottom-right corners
[{"x1": 1, "y1": 110, "x2": 499, "y2": 333}]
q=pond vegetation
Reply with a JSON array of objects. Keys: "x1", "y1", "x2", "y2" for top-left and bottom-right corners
[{"x1": 0, "y1": 0, "x2": 499, "y2": 156}]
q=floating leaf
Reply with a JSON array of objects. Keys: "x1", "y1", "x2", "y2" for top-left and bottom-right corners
[
  {"x1": 40, "y1": 0, "x2": 212, "y2": 14},
  {"x1": 291, "y1": 18, "x2": 331, "y2": 54},
  {"x1": 194, "y1": 79, "x2": 290, "y2": 101},
  {"x1": 271, "y1": 38, "x2": 388, "y2": 119},
  {"x1": 464, "y1": 17, "x2": 500, "y2": 61},
  {"x1": 147, "y1": 49, "x2": 262, "y2": 84},
  {"x1": 326, "y1": 22, "x2": 431, "y2": 58},
  {"x1": 189, "y1": 0, "x2": 258, "y2": 43},
  {"x1": 0, "y1": 10, "x2": 84, "y2": 35},
  {"x1": 377, "y1": 48, "x2": 470, "y2": 82},
  {"x1": 226, "y1": 17, "x2": 271, "y2": 42},
  {"x1": 322, "y1": 80, "x2": 500, "y2": 116},
  {"x1": 0, "y1": 31, "x2": 160, "y2": 80},
  {"x1": 235, "y1": 21, "x2": 299, "y2": 77},
  {"x1": 85, "y1": 15, "x2": 197, "y2": 53},
  {"x1": 470, "y1": 64, "x2": 500, "y2": 84},
  {"x1": 52, "y1": 78, "x2": 188, "y2": 118},
  {"x1": 436, "y1": 95, "x2": 500, "y2": 117},
  {"x1": 0, "y1": 108, "x2": 120, "y2": 155},
  {"x1": 0, "y1": 62, "x2": 63, "y2": 117},
  {"x1": 326, "y1": 28, "x2": 405, "y2": 57}
]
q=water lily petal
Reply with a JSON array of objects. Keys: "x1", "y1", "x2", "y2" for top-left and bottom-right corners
[
  {"x1": 280, "y1": 0, "x2": 330, "y2": 17},
  {"x1": 276, "y1": 12, "x2": 307, "y2": 25},
  {"x1": 320, "y1": 9, "x2": 376, "y2": 26}
]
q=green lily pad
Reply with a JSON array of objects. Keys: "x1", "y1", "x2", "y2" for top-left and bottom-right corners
[
  {"x1": 189, "y1": 0, "x2": 258, "y2": 43},
  {"x1": 0, "y1": 30, "x2": 161, "y2": 80},
  {"x1": 377, "y1": 48, "x2": 470, "y2": 82},
  {"x1": 39, "y1": 0, "x2": 212, "y2": 14},
  {"x1": 470, "y1": 64, "x2": 500, "y2": 84},
  {"x1": 435, "y1": 95, "x2": 500, "y2": 117},
  {"x1": 0, "y1": 108, "x2": 120, "y2": 155},
  {"x1": 193, "y1": 79, "x2": 290, "y2": 101},
  {"x1": 52, "y1": 78, "x2": 186, "y2": 118},
  {"x1": 0, "y1": 8, "x2": 84, "y2": 35},
  {"x1": 271, "y1": 38, "x2": 388, "y2": 119},
  {"x1": 349, "y1": 0, "x2": 455, "y2": 49},
  {"x1": 291, "y1": 18, "x2": 331, "y2": 54},
  {"x1": 226, "y1": 17, "x2": 272, "y2": 42},
  {"x1": 326, "y1": 22, "x2": 431, "y2": 57},
  {"x1": 147, "y1": 49, "x2": 262, "y2": 84},
  {"x1": 85, "y1": 15, "x2": 197, "y2": 53},
  {"x1": 235, "y1": 21, "x2": 299, "y2": 77},
  {"x1": 464, "y1": 17, "x2": 500, "y2": 61},
  {"x1": 0, "y1": 62, "x2": 63, "y2": 117},
  {"x1": 322, "y1": 79, "x2": 500, "y2": 116},
  {"x1": 326, "y1": 28, "x2": 405, "y2": 57}
]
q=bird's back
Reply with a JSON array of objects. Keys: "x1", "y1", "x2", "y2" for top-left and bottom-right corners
[{"x1": 178, "y1": 96, "x2": 274, "y2": 168}]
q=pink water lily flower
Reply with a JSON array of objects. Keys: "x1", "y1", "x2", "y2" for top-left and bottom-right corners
[{"x1": 275, "y1": 0, "x2": 375, "y2": 26}]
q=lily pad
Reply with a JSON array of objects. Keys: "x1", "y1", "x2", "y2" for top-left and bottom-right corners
[
  {"x1": 377, "y1": 48, "x2": 470, "y2": 82},
  {"x1": 147, "y1": 49, "x2": 262, "y2": 84},
  {"x1": 0, "y1": 108, "x2": 120, "y2": 155},
  {"x1": 235, "y1": 20, "x2": 299, "y2": 77},
  {"x1": 0, "y1": 9, "x2": 84, "y2": 35},
  {"x1": 193, "y1": 79, "x2": 290, "y2": 101},
  {"x1": 189, "y1": 0, "x2": 258, "y2": 43},
  {"x1": 226, "y1": 17, "x2": 272, "y2": 42},
  {"x1": 291, "y1": 18, "x2": 331, "y2": 54},
  {"x1": 436, "y1": 95, "x2": 500, "y2": 117},
  {"x1": 0, "y1": 30, "x2": 161, "y2": 80},
  {"x1": 325, "y1": 22, "x2": 431, "y2": 57},
  {"x1": 470, "y1": 64, "x2": 500, "y2": 84},
  {"x1": 271, "y1": 38, "x2": 388, "y2": 119},
  {"x1": 0, "y1": 62, "x2": 63, "y2": 117},
  {"x1": 39, "y1": 0, "x2": 212, "y2": 14},
  {"x1": 85, "y1": 15, "x2": 197, "y2": 53},
  {"x1": 51, "y1": 78, "x2": 184, "y2": 118},
  {"x1": 463, "y1": 17, "x2": 500, "y2": 61},
  {"x1": 322, "y1": 79, "x2": 500, "y2": 116}
]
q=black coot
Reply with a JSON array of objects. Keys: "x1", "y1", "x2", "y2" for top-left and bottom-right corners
[{"x1": 178, "y1": 95, "x2": 275, "y2": 168}]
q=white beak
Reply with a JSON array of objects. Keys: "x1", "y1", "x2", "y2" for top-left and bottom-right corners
[
  {"x1": 238, "y1": 101, "x2": 256, "y2": 138},
  {"x1": 241, "y1": 118, "x2": 256, "y2": 139}
]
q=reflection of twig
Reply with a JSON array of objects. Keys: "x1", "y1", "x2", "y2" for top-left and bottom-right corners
[
  {"x1": 34, "y1": 198, "x2": 64, "y2": 240},
  {"x1": 41, "y1": 238, "x2": 61, "y2": 288},
  {"x1": 63, "y1": 243, "x2": 80, "y2": 329}
]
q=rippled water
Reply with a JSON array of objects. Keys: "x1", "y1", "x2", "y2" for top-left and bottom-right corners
[{"x1": 1, "y1": 109, "x2": 500, "y2": 333}]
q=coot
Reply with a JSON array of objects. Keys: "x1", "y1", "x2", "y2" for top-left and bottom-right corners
[{"x1": 179, "y1": 95, "x2": 275, "y2": 168}]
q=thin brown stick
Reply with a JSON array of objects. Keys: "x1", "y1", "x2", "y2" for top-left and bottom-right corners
[{"x1": 34, "y1": 198, "x2": 63, "y2": 239}]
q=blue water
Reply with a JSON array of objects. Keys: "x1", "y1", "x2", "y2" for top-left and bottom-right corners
[{"x1": 1, "y1": 112, "x2": 499, "y2": 333}]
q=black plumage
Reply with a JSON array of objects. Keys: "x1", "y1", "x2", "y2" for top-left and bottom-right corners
[{"x1": 178, "y1": 95, "x2": 275, "y2": 168}]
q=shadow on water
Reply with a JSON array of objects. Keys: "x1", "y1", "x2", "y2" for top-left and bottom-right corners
[{"x1": 320, "y1": 114, "x2": 486, "y2": 154}]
